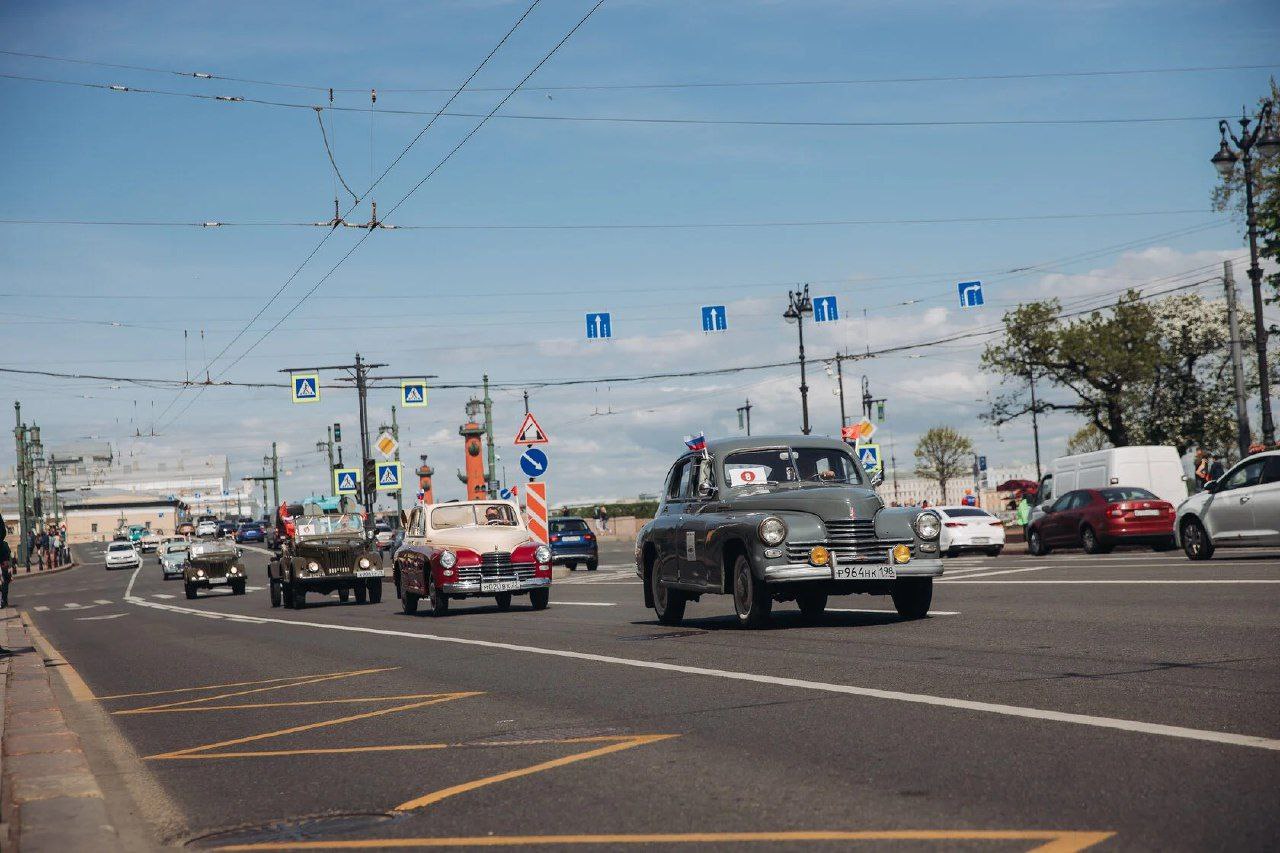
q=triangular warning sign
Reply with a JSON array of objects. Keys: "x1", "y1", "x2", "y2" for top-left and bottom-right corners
[
  {"x1": 380, "y1": 466, "x2": 398, "y2": 485},
  {"x1": 513, "y1": 412, "x2": 549, "y2": 446},
  {"x1": 404, "y1": 386, "x2": 423, "y2": 402}
]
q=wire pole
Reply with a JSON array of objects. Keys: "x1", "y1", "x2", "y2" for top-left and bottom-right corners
[
  {"x1": 1028, "y1": 364, "x2": 1043, "y2": 480},
  {"x1": 483, "y1": 374, "x2": 497, "y2": 498},
  {"x1": 355, "y1": 353, "x2": 374, "y2": 531},
  {"x1": 270, "y1": 441, "x2": 280, "y2": 516}
]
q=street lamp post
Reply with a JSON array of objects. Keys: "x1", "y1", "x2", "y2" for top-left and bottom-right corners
[
  {"x1": 1212, "y1": 99, "x2": 1280, "y2": 447},
  {"x1": 783, "y1": 285, "x2": 814, "y2": 435}
]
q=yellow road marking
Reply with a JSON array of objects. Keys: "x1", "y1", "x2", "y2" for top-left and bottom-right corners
[
  {"x1": 118, "y1": 667, "x2": 398, "y2": 713},
  {"x1": 97, "y1": 667, "x2": 399, "y2": 701},
  {"x1": 21, "y1": 611, "x2": 96, "y2": 701},
  {"x1": 213, "y1": 829, "x2": 1116, "y2": 851},
  {"x1": 147, "y1": 692, "x2": 481, "y2": 760},
  {"x1": 115, "y1": 693, "x2": 455, "y2": 714},
  {"x1": 393, "y1": 733, "x2": 677, "y2": 812}
]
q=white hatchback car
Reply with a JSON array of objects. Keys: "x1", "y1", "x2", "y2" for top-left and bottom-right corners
[
  {"x1": 1176, "y1": 450, "x2": 1280, "y2": 559},
  {"x1": 935, "y1": 505, "x2": 1006, "y2": 557},
  {"x1": 105, "y1": 541, "x2": 141, "y2": 570}
]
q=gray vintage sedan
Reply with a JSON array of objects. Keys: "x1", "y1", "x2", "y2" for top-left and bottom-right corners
[{"x1": 636, "y1": 436, "x2": 944, "y2": 627}]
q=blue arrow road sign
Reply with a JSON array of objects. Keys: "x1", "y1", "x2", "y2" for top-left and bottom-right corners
[
  {"x1": 958, "y1": 280, "x2": 984, "y2": 308},
  {"x1": 585, "y1": 312, "x2": 612, "y2": 340},
  {"x1": 499, "y1": 487, "x2": 513, "y2": 500},
  {"x1": 520, "y1": 447, "x2": 549, "y2": 479},
  {"x1": 701, "y1": 305, "x2": 727, "y2": 332},
  {"x1": 813, "y1": 296, "x2": 839, "y2": 322}
]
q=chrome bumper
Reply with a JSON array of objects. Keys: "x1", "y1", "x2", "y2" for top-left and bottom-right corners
[
  {"x1": 441, "y1": 576, "x2": 551, "y2": 595},
  {"x1": 764, "y1": 559, "x2": 944, "y2": 582}
]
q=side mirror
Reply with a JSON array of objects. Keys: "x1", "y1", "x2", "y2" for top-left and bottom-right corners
[
  {"x1": 870, "y1": 470, "x2": 885, "y2": 488},
  {"x1": 1042, "y1": 504, "x2": 1055, "y2": 514},
  {"x1": 697, "y1": 481, "x2": 717, "y2": 499},
  {"x1": 237, "y1": 548, "x2": 243, "y2": 557},
  {"x1": 1204, "y1": 479, "x2": 1220, "y2": 493}
]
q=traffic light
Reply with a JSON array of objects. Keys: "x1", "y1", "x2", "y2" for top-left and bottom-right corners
[
  {"x1": 333, "y1": 423, "x2": 342, "y2": 442},
  {"x1": 876, "y1": 401, "x2": 885, "y2": 422},
  {"x1": 363, "y1": 458, "x2": 377, "y2": 489}
]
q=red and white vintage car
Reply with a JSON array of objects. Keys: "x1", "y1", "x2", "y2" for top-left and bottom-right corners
[{"x1": 393, "y1": 500, "x2": 552, "y2": 616}]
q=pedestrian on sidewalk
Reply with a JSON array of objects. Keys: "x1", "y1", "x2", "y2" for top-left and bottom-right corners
[
  {"x1": 1194, "y1": 449, "x2": 1211, "y2": 491},
  {"x1": 1, "y1": 538, "x2": 12, "y2": 608},
  {"x1": 1208, "y1": 453, "x2": 1225, "y2": 483},
  {"x1": 1015, "y1": 494, "x2": 1031, "y2": 541}
]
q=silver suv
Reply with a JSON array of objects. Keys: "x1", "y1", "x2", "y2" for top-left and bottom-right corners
[{"x1": 1175, "y1": 451, "x2": 1280, "y2": 559}]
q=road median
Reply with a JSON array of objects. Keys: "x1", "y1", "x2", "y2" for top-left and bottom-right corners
[{"x1": 1, "y1": 609, "x2": 123, "y2": 852}]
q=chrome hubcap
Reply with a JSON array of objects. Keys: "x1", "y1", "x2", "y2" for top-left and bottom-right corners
[{"x1": 734, "y1": 566, "x2": 751, "y2": 615}]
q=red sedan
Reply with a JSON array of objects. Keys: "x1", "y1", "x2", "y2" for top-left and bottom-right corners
[{"x1": 1027, "y1": 487, "x2": 1176, "y2": 555}]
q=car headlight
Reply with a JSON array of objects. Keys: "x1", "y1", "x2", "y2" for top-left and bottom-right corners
[
  {"x1": 535, "y1": 544, "x2": 551, "y2": 564},
  {"x1": 196, "y1": 569, "x2": 206, "y2": 577},
  {"x1": 307, "y1": 561, "x2": 320, "y2": 573},
  {"x1": 358, "y1": 557, "x2": 371, "y2": 569},
  {"x1": 439, "y1": 550, "x2": 457, "y2": 570},
  {"x1": 913, "y1": 511, "x2": 941, "y2": 541},
  {"x1": 758, "y1": 516, "x2": 787, "y2": 546}
]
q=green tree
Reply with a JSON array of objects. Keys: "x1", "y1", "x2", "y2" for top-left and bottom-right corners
[
  {"x1": 1212, "y1": 79, "x2": 1279, "y2": 304},
  {"x1": 913, "y1": 426, "x2": 973, "y2": 503},
  {"x1": 1065, "y1": 424, "x2": 1110, "y2": 455},
  {"x1": 982, "y1": 291, "x2": 1253, "y2": 455}
]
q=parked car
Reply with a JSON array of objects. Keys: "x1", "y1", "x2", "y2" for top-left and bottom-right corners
[
  {"x1": 235, "y1": 521, "x2": 267, "y2": 544},
  {"x1": 159, "y1": 541, "x2": 190, "y2": 579},
  {"x1": 1035, "y1": 446, "x2": 1189, "y2": 508},
  {"x1": 393, "y1": 500, "x2": 552, "y2": 616},
  {"x1": 548, "y1": 516, "x2": 598, "y2": 570},
  {"x1": 934, "y1": 506, "x2": 1005, "y2": 556},
  {"x1": 636, "y1": 436, "x2": 944, "y2": 628},
  {"x1": 1027, "y1": 487, "x2": 1176, "y2": 555},
  {"x1": 1176, "y1": 450, "x2": 1280, "y2": 559},
  {"x1": 184, "y1": 541, "x2": 247, "y2": 598},
  {"x1": 105, "y1": 541, "x2": 141, "y2": 570},
  {"x1": 267, "y1": 511, "x2": 383, "y2": 609},
  {"x1": 195, "y1": 519, "x2": 219, "y2": 538}
]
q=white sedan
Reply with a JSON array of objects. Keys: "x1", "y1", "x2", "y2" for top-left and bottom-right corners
[
  {"x1": 105, "y1": 541, "x2": 142, "y2": 570},
  {"x1": 935, "y1": 506, "x2": 1006, "y2": 557}
]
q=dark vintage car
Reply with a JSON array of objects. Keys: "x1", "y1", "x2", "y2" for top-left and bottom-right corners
[
  {"x1": 635, "y1": 436, "x2": 945, "y2": 628},
  {"x1": 183, "y1": 541, "x2": 247, "y2": 599},
  {"x1": 267, "y1": 511, "x2": 383, "y2": 609},
  {"x1": 393, "y1": 500, "x2": 552, "y2": 616}
]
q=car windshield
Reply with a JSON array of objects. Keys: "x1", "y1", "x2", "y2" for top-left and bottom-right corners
[
  {"x1": 723, "y1": 446, "x2": 862, "y2": 488},
  {"x1": 550, "y1": 518, "x2": 590, "y2": 534},
  {"x1": 1100, "y1": 487, "x2": 1158, "y2": 502},
  {"x1": 292, "y1": 514, "x2": 363, "y2": 538},
  {"x1": 431, "y1": 503, "x2": 519, "y2": 530},
  {"x1": 190, "y1": 541, "x2": 237, "y2": 558},
  {"x1": 941, "y1": 508, "x2": 992, "y2": 518},
  {"x1": 163, "y1": 543, "x2": 188, "y2": 554},
  {"x1": 108, "y1": 543, "x2": 134, "y2": 552}
]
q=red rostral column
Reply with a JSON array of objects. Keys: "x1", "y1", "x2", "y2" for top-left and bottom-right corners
[
  {"x1": 416, "y1": 454, "x2": 435, "y2": 505},
  {"x1": 459, "y1": 421, "x2": 487, "y2": 500}
]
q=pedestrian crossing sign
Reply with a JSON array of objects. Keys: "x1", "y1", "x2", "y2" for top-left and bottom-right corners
[
  {"x1": 333, "y1": 468, "x2": 360, "y2": 495},
  {"x1": 857, "y1": 443, "x2": 882, "y2": 475},
  {"x1": 291, "y1": 372, "x2": 320, "y2": 403},
  {"x1": 401, "y1": 379, "x2": 428, "y2": 408},
  {"x1": 376, "y1": 461, "x2": 402, "y2": 492}
]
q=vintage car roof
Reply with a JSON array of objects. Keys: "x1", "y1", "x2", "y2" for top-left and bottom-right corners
[
  {"x1": 424, "y1": 499, "x2": 519, "y2": 509},
  {"x1": 698, "y1": 434, "x2": 852, "y2": 457}
]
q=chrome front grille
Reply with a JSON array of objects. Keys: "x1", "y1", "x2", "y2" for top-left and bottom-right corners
[
  {"x1": 456, "y1": 552, "x2": 537, "y2": 585},
  {"x1": 787, "y1": 518, "x2": 908, "y2": 564}
]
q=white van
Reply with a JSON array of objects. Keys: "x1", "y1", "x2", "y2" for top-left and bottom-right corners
[{"x1": 1034, "y1": 446, "x2": 1189, "y2": 512}]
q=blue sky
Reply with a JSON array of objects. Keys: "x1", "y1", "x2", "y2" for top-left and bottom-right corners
[{"x1": 2, "y1": 0, "x2": 1277, "y2": 506}]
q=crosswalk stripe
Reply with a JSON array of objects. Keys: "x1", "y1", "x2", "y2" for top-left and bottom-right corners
[
  {"x1": 94, "y1": 599, "x2": 113, "y2": 605},
  {"x1": 153, "y1": 593, "x2": 175, "y2": 599},
  {"x1": 33, "y1": 605, "x2": 49, "y2": 612}
]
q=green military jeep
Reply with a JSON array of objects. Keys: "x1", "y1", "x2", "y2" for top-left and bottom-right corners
[
  {"x1": 183, "y1": 541, "x2": 248, "y2": 599},
  {"x1": 268, "y1": 511, "x2": 384, "y2": 609}
]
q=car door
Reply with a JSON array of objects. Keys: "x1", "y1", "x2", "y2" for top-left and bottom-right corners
[
  {"x1": 651, "y1": 458, "x2": 692, "y2": 586},
  {"x1": 1252, "y1": 456, "x2": 1280, "y2": 544},
  {"x1": 681, "y1": 455, "x2": 725, "y2": 590},
  {"x1": 395, "y1": 507, "x2": 429, "y2": 594},
  {"x1": 1042, "y1": 492, "x2": 1075, "y2": 545},
  {"x1": 1205, "y1": 458, "x2": 1266, "y2": 541}
]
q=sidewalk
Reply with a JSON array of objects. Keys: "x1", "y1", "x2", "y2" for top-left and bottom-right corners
[{"x1": 1, "y1": 609, "x2": 123, "y2": 851}]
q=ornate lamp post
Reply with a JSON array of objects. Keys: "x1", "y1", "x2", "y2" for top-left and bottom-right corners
[
  {"x1": 1212, "y1": 99, "x2": 1280, "y2": 446},
  {"x1": 783, "y1": 285, "x2": 815, "y2": 435}
]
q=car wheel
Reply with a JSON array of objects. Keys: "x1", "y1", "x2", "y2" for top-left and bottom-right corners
[
  {"x1": 269, "y1": 580, "x2": 281, "y2": 608},
  {"x1": 1080, "y1": 525, "x2": 1112, "y2": 554},
  {"x1": 566, "y1": 562, "x2": 577, "y2": 572},
  {"x1": 796, "y1": 589, "x2": 827, "y2": 622},
  {"x1": 495, "y1": 592, "x2": 513, "y2": 611},
  {"x1": 184, "y1": 582, "x2": 197, "y2": 600},
  {"x1": 732, "y1": 553, "x2": 771, "y2": 629},
  {"x1": 354, "y1": 584, "x2": 368, "y2": 605},
  {"x1": 586, "y1": 560, "x2": 598, "y2": 571},
  {"x1": 650, "y1": 566, "x2": 685, "y2": 626},
  {"x1": 231, "y1": 579, "x2": 246, "y2": 596},
  {"x1": 986, "y1": 546, "x2": 1003, "y2": 557},
  {"x1": 1181, "y1": 518, "x2": 1214, "y2": 561},
  {"x1": 428, "y1": 574, "x2": 449, "y2": 616},
  {"x1": 281, "y1": 583, "x2": 295, "y2": 609},
  {"x1": 402, "y1": 589, "x2": 419, "y2": 615},
  {"x1": 292, "y1": 589, "x2": 306, "y2": 610},
  {"x1": 339, "y1": 589, "x2": 350, "y2": 603},
  {"x1": 891, "y1": 577, "x2": 932, "y2": 619},
  {"x1": 367, "y1": 579, "x2": 382, "y2": 604},
  {"x1": 529, "y1": 588, "x2": 550, "y2": 610},
  {"x1": 1027, "y1": 528, "x2": 1051, "y2": 556}
]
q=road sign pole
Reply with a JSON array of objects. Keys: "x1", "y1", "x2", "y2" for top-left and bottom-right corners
[
  {"x1": 391, "y1": 405, "x2": 403, "y2": 515},
  {"x1": 354, "y1": 353, "x2": 374, "y2": 533}
]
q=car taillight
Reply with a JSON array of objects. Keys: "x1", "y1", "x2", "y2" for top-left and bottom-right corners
[
  {"x1": 944, "y1": 522, "x2": 964, "y2": 528},
  {"x1": 1108, "y1": 505, "x2": 1124, "y2": 517},
  {"x1": 550, "y1": 535, "x2": 560, "y2": 542},
  {"x1": 584, "y1": 533, "x2": 594, "y2": 540},
  {"x1": 988, "y1": 520, "x2": 1003, "y2": 527}
]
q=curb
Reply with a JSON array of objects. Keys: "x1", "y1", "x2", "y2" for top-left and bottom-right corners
[
  {"x1": 9, "y1": 564, "x2": 78, "y2": 584},
  {"x1": 1, "y1": 610, "x2": 123, "y2": 852}
]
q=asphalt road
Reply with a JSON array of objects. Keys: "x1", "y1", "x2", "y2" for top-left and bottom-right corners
[{"x1": 14, "y1": 539, "x2": 1280, "y2": 851}]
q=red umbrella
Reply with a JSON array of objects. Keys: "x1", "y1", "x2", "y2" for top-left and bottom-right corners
[{"x1": 996, "y1": 479, "x2": 1039, "y2": 494}]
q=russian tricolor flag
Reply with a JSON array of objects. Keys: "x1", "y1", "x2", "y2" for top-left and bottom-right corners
[{"x1": 684, "y1": 432, "x2": 707, "y2": 452}]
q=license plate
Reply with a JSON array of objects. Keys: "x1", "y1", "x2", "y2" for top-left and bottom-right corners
[
  {"x1": 482, "y1": 580, "x2": 520, "y2": 593},
  {"x1": 207, "y1": 577, "x2": 227, "y2": 584},
  {"x1": 1134, "y1": 509, "x2": 1160, "y2": 517},
  {"x1": 971, "y1": 537, "x2": 990, "y2": 544},
  {"x1": 832, "y1": 564, "x2": 897, "y2": 581},
  {"x1": 354, "y1": 569, "x2": 383, "y2": 578},
  {"x1": 561, "y1": 536, "x2": 582, "y2": 543}
]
